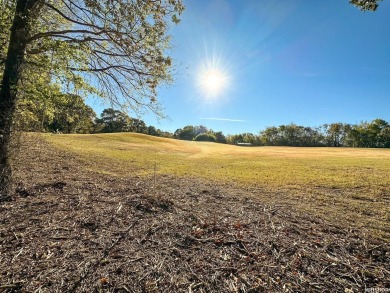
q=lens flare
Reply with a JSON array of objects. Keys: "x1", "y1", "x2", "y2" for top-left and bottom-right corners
[
  {"x1": 199, "y1": 68, "x2": 228, "y2": 98},
  {"x1": 196, "y1": 46, "x2": 231, "y2": 101}
]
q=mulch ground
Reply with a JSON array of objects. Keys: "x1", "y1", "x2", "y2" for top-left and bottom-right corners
[{"x1": 0, "y1": 135, "x2": 389, "y2": 292}]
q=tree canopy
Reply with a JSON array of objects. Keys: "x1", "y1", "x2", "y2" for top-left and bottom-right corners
[
  {"x1": 1, "y1": 0, "x2": 184, "y2": 114},
  {"x1": 350, "y1": 0, "x2": 382, "y2": 11},
  {"x1": 0, "y1": 0, "x2": 184, "y2": 198}
]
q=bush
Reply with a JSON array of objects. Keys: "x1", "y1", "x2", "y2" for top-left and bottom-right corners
[{"x1": 194, "y1": 133, "x2": 217, "y2": 142}]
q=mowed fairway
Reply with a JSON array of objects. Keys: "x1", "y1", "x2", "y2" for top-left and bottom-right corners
[{"x1": 46, "y1": 132, "x2": 390, "y2": 239}]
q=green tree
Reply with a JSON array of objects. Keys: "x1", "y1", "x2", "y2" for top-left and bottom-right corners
[
  {"x1": 350, "y1": 0, "x2": 382, "y2": 11},
  {"x1": 379, "y1": 127, "x2": 390, "y2": 148},
  {"x1": 48, "y1": 94, "x2": 97, "y2": 134},
  {"x1": 174, "y1": 125, "x2": 196, "y2": 140},
  {"x1": 301, "y1": 126, "x2": 322, "y2": 147},
  {"x1": 241, "y1": 133, "x2": 259, "y2": 145},
  {"x1": 0, "y1": 0, "x2": 184, "y2": 198},
  {"x1": 194, "y1": 133, "x2": 216, "y2": 142},
  {"x1": 326, "y1": 123, "x2": 344, "y2": 147},
  {"x1": 344, "y1": 120, "x2": 389, "y2": 148},
  {"x1": 371, "y1": 119, "x2": 389, "y2": 147},
  {"x1": 283, "y1": 124, "x2": 300, "y2": 146},
  {"x1": 16, "y1": 91, "x2": 97, "y2": 133},
  {"x1": 147, "y1": 126, "x2": 159, "y2": 136},
  {"x1": 193, "y1": 125, "x2": 208, "y2": 136},
  {"x1": 15, "y1": 82, "x2": 60, "y2": 132},
  {"x1": 214, "y1": 131, "x2": 227, "y2": 144},
  {"x1": 226, "y1": 134, "x2": 244, "y2": 145},
  {"x1": 98, "y1": 108, "x2": 131, "y2": 133},
  {"x1": 365, "y1": 119, "x2": 389, "y2": 147},
  {"x1": 260, "y1": 126, "x2": 278, "y2": 146},
  {"x1": 128, "y1": 118, "x2": 147, "y2": 134},
  {"x1": 160, "y1": 131, "x2": 173, "y2": 138}
]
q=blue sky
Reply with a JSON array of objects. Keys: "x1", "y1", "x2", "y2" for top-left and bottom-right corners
[{"x1": 89, "y1": 0, "x2": 390, "y2": 135}]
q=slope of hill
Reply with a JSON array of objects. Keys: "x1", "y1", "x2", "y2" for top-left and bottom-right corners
[{"x1": 47, "y1": 132, "x2": 390, "y2": 240}]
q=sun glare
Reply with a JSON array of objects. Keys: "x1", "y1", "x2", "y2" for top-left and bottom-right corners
[
  {"x1": 203, "y1": 70, "x2": 224, "y2": 94},
  {"x1": 198, "y1": 67, "x2": 229, "y2": 99}
]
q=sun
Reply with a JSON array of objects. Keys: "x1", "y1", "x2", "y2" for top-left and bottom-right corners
[
  {"x1": 198, "y1": 68, "x2": 229, "y2": 98},
  {"x1": 203, "y1": 70, "x2": 224, "y2": 94}
]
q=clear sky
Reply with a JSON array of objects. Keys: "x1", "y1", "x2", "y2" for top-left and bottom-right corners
[{"x1": 89, "y1": 0, "x2": 390, "y2": 135}]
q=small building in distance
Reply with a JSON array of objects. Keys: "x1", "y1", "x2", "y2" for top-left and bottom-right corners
[{"x1": 236, "y1": 142, "x2": 253, "y2": 147}]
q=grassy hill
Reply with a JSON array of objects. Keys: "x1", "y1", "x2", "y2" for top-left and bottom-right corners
[
  {"x1": 47, "y1": 132, "x2": 390, "y2": 240},
  {"x1": 47, "y1": 132, "x2": 390, "y2": 189}
]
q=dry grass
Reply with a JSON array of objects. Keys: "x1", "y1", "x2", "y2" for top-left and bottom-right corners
[{"x1": 45, "y1": 132, "x2": 390, "y2": 240}]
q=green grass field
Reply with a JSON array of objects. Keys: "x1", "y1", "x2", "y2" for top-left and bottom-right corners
[{"x1": 45, "y1": 132, "x2": 390, "y2": 239}]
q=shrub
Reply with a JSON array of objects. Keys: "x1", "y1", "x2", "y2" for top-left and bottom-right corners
[{"x1": 194, "y1": 133, "x2": 217, "y2": 142}]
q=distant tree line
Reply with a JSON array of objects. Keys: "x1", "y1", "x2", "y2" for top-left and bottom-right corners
[
  {"x1": 258, "y1": 120, "x2": 390, "y2": 148},
  {"x1": 17, "y1": 96, "x2": 172, "y2": 138},
  {"x1": 94, "y1": 108, "x2": 172, "y2": 138},
  {"x1": 174, "y1": 120, "x2": 390, "y2": 148},
  {"x1": 17, "y1": 95, "x2": 389, "y2": 148}
]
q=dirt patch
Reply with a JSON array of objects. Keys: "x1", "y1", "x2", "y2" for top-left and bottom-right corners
[{"x1": 0, "y1": 134, "x2": 388, "y2": 292}]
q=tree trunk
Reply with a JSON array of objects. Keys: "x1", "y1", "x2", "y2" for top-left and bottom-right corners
[{"x1": 0, "y1": 0, "x2": 38, "y2": 200}]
